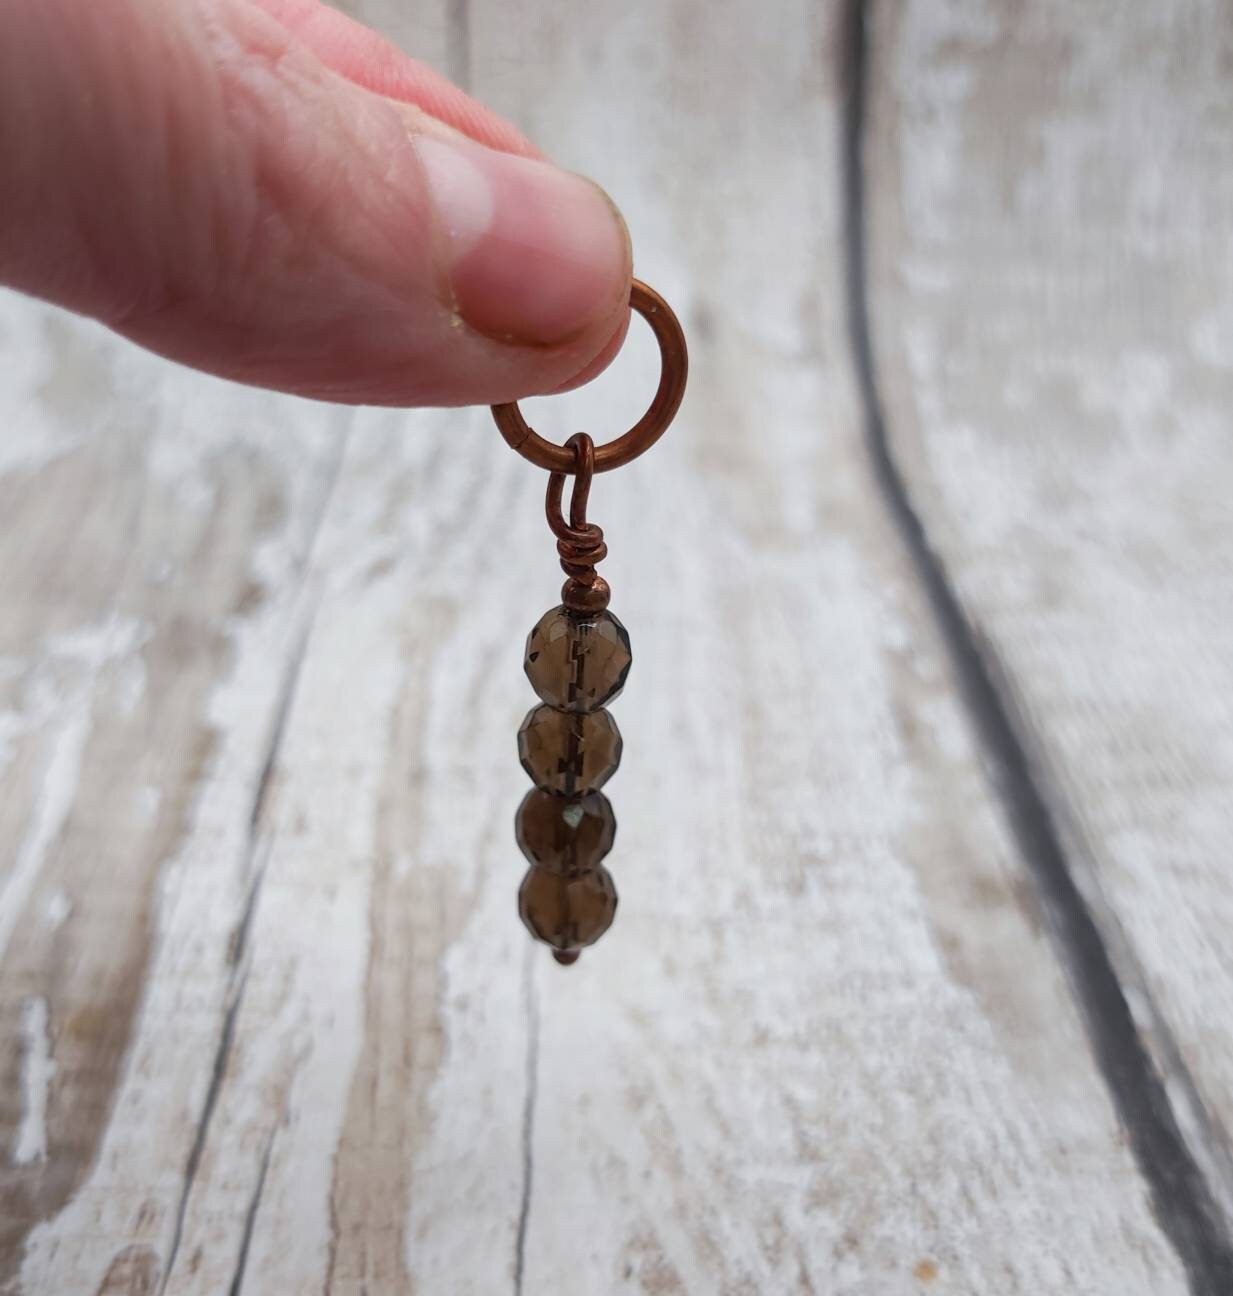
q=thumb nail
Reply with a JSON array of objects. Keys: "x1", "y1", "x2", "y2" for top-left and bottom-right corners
[{"x1": 416, "y1": 133, "x2": 630, "y2": 347}]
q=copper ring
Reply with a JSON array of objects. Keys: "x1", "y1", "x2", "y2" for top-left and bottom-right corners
[{"x1": 491, "y1": 280, "x2": 688, "y2": 474}]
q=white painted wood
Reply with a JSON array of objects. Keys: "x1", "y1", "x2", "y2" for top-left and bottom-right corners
[
  {"x1": 0, "y1": 0, "x2": 1204, "y2": 1292},
  {"x1": 461, "y1": 1, "x2": 1183, "y2": 1291},
  {"x1": 0, "y1": 291, "x2": 349, "y2": 1293},
  {"x1": 867, "y1": 0, "x2": 1233, "y2": 1211}
]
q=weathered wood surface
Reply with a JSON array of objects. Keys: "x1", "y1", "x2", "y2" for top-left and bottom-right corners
[
  {"x1": 866, "y1": 0, "x2": 1233, "y2": 1242},
  {"x1": 0, "y1": 0, "x2": 1228, "y2": 1291}
]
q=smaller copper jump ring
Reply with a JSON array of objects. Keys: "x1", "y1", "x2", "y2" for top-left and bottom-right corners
[
  {"x1": 546, "y1": 434, "x2": 601, "y2": 546},
  {"x1": 492, "y1": 280, "x2": 688, "y2": 474}
]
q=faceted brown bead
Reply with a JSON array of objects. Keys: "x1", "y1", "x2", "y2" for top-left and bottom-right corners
[
  {"x1": 524, "y1": 606, "x2": 632, "y2": 714},
  {"x1": 518, "y1": 703, "x2": 622, "y2": 796},
  {"x1": 519, "y1": 864, "x2": 617, "y2": 952},
  {"x1": 515, "y1": 788, "x2": 616, "y2": 874}
]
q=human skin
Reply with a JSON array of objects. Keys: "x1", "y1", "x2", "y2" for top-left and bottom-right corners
[{"x1": 0, "y1": 0, "x2": 632, "y2": 405}]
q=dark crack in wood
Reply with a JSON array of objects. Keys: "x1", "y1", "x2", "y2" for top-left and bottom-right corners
[
  {"x1": 158, "y1": 435, "x2": 349, "y2": 1293},
  {"x1": 513, "y1": 946, "x2": 539, "y2": 1296},
  {"x1": 156, "y1": 966, "x2": 250, "y2": 1296},
  {"x1": 839, "y1": 2, "x2": 1233, "y2": 1292},
  {"x1": 228, "y1": 1128, "x2": 277, "y2": 1296}
]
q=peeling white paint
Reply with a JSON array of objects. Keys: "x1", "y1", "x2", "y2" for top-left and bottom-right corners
[
  {"x1": 0, "y1": 700, "x2": 93, "y2": 963},
  {"x1": 0, "y1": 291, "x2": 86, "y2": 477},
  {"x1": 135, "y1": 784, "x2": 162, "y2": 826},
  {"x1": 44, "y1": 890, "x2": 72, "y2": 931},
  {"x1": 13, "y1": 996, "x2": 54, "y2": 1166},
  {"x1": 114, "y1": 655, "x2": 148, "y2": 717},
  {"x1": 0, "y1": 617, "x2": 149, "y2": 962}
]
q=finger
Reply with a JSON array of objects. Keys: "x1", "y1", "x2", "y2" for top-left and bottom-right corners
[
  {"x1": 250, "y1": 0, "x2": 539, "y2": 157},
  {"x1": 0, "y1": 0, "x2": 631, "y2": 406},
  {"x1": 548, "y1": 310, "x2": 631, "y2": 394}
]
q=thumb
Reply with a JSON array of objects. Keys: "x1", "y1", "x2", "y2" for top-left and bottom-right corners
[{"x1": 0, "y1": 0, "x2": 632, "y2": 406}]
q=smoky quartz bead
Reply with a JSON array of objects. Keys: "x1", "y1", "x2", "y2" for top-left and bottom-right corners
[
  {"x1": 515, "y1": 788, "x2": 616, "y2": 874},
  {"x1": 524, "y1": 606, "x2": 632, "y2": 714},
  {"x1": 519, "y1": 864, "x2": 618, "y2": 953},
  {"x1": 518, "y1": 703, "x2": 622, "y2": 796}
]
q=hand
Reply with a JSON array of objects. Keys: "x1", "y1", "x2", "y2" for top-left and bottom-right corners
[{"x1": 0, "y1": 0, "x2": 632, "y2": 405}]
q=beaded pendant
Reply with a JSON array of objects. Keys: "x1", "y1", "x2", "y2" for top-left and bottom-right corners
[{"x1": 491, "y1": 281, "x2": 687, "y2": 964}]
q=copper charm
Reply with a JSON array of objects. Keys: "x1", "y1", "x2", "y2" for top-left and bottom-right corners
[{"x1": 494, "y1": 279, "x2": 687, "y2": 964}]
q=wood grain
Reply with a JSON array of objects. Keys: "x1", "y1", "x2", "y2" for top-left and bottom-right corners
[
  {"x1": 865, "y1": 0, "x2": 1233, "y2": 1236},
  {"x1": 0, "y1": 294, "x2": 348, "y2": 1292},
  {"x1": 0, "y1": 0, "x2": 1213, "y2": 1292},
  {"x1": 466, "y1": 1, "x2": 1181, "y2": 1291}
]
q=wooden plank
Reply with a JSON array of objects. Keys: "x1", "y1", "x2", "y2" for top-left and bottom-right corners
[
  {"x1": 0, "y1": 2, "x2": 1196, "y2": 1294},
  {"x1": 0, "y1": 291, "x2": 349, "y2": 1292},
  {"x1": 458, "y1": 1, "x2": 1183, "y2": 1290},
  {"x1": 865, "y1": 0, "x2": 1233, "y2": 1220},
  {"x1": 0, "y1": 12, "x2": 505, "y2": 1296}
]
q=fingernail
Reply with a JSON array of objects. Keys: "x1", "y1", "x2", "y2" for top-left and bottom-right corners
[{"x1": 416, "y1": 133, "x2": 630, "y2": 346}]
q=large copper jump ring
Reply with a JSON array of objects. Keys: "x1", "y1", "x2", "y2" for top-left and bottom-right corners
[{"x1": 491, "y1": 280, "x2": 688, "y2": 474}]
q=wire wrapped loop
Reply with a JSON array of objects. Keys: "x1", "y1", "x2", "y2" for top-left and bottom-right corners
[{"x1": 546, "y1": 435, "x2": 611, "y2": 612}]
